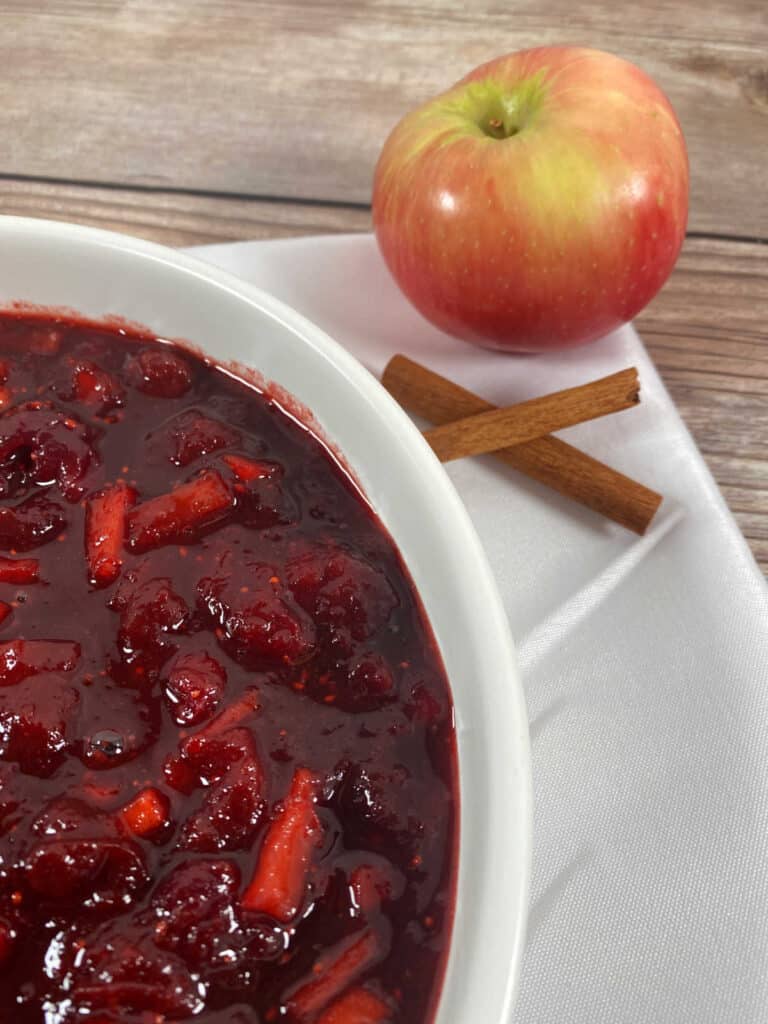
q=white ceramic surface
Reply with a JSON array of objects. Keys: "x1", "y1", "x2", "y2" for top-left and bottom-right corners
[{"x1": 0, "y1": 216, "x2": 532, "y2": 1024}]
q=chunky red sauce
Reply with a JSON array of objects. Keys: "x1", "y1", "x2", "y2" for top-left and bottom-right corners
[{"x1": 0, "y1": 314, "x2": 458, "y2": 1024}]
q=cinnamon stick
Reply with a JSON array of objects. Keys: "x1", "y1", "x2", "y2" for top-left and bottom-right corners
[
  {"x1": 382, "y1": 355, "x2": 662, "y2": 535},
  {"x1": 423, "y1": 368, "x2": 640, "y2": 462}
]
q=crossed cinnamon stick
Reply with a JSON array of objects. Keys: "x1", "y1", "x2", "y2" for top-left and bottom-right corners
[{"x1": 382, "y1": 355, "x2": 662, "y2": 535}]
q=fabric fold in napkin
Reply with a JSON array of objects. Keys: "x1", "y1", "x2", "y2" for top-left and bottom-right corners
[{"x1": 188, "y1": 234, "x2": 768, "y2": 1024}]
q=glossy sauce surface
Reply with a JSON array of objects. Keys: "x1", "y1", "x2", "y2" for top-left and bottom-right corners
[{"x1": 0, "y1": 314, "x2": 457, "y2": 1024}]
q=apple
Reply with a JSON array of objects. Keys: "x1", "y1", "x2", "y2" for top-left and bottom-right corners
[{"x1": 372, "y1": 46, "x2": 689, "y2": 351}]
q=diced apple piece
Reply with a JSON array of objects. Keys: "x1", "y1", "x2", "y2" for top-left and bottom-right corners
[
  {"x1": 349, "y1": 862, "x2": 403, "y2": 918},
  {"x1": 85, "y1": 482, "x2": 136, "y2": 587},
  {"x1": 285, "y1": 928, "x2": 384, "y2": 1021},
  {"x1": 222, "y1": 454, "x2": 278, "y2": 482},
  {"x1": 126, "y1": 470, "x2": 233, "y2": 552},
  {"x1": 0, "y1": 557, "x2": 39, "y2": 584},
  {"x1": 317, "y1": 988, "x2": 392, "y2": 1024},
  {"x1": 121, "y1": 787, "x2": 170, "y2": 837},
  {"x1": 241, "y1": 767, "x2": 321, "y2": 921},
  {"x1": 189, "y1": 689, "x2": 260, "y2": 741}
]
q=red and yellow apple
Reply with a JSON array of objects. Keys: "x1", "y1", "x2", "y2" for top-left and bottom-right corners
[{"x1": 372, "y1": 46, "x2": 689, "y2": 352}]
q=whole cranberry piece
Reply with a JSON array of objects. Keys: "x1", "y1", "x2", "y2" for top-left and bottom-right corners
[
  {"x1": 116, "y1": 575, "x2": 189, "y2": 671},
  {"x1": 164, "y1": 409, "x2": 241, "y2": 467},
  {"x1": 342, "y1": 652, "x2": 396, "y2": 711},
  {"x1": 0, "y1": 493, "x2": 66, "y2": 551},
  {"x1": 125, "y1": 347, "x2": 192, "y2": 398},
  {"x1": 0, "y1": 673, "x2": 80, "y2": 777},
  {"x1": 199, "y1": 558, "x2": 315, "y2": 668},
  {"x1": 287, "y1": 545, "x2": 398, "y2": 643},
  {"x1": 164, "y1": 651, "x2": 226, "y2": 726}
]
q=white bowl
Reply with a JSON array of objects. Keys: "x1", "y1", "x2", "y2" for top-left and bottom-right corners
[{"x1": 0, "y1": 216, "x2": 531, "y2": 1023}]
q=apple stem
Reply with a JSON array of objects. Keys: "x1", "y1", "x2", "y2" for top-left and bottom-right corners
[{"x1": 482, "y1": 114, "x2": 518, "y2": 140}]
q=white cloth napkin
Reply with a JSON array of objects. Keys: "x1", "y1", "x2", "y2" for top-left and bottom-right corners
[{"x1": 187, "y1": 234, "x2": 768, "y2": 1024}]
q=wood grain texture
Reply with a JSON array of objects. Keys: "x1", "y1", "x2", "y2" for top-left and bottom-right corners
[
  {"x1": 636, "y1": 235, "x2": 768, "y2": 570},
  {"x1": 0, "y1": 176, "x2": 764, "y2": 570},
  {"x1": 0, "y1": 0, "x2": 766, "y2": 238},
  {"x1": 0, "y1": 178, "x2": 370, "y2": 247}
]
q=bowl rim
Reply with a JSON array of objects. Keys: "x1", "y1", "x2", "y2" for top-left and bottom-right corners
[{"x1": 0, "y1": 214, "x2": 532, "y2": 1023}]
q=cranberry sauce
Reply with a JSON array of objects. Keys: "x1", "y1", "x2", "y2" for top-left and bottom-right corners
[{"x1": 0, "y1": 314, "x2": 458, "y2": 1024}]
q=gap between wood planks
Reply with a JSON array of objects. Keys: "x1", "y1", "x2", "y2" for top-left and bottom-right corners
[{"x1": 0, "y1": 172, "x2": 765, "y2": 248}]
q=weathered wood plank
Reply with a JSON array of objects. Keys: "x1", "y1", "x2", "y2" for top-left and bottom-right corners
[
  {"x1": 0, "y1": 0, "x2": 765, "y2": 238},
  {"x1": 637, "y1": 235, "x2": 767, "y2": 571},
  {"x1": 0, "y1": 178, "x2": 370, "y2": 246}
]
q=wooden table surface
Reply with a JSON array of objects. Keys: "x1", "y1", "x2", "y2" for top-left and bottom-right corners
[{"x1": 2, "y1": 1, "x2": 766, "y2": 570}]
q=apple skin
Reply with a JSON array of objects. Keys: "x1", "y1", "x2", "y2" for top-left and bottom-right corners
[{"x1": 372, "y1": 46, "x2": 689, "y2": 352}]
